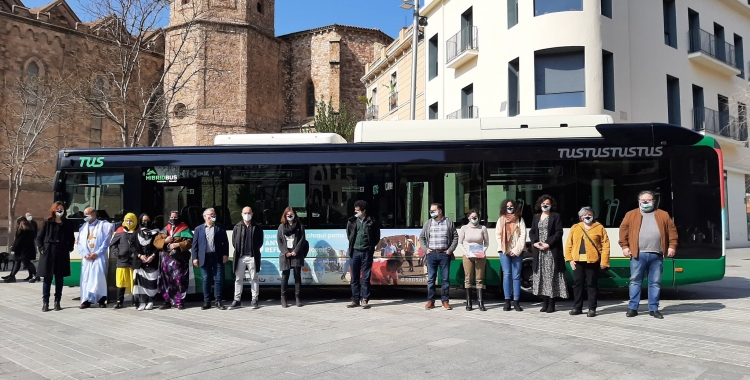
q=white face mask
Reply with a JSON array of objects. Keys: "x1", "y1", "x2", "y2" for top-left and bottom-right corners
[
  {"x1": 26, "y1": 216, "x2": 32, "y2": 221},
  {"x1": 84, "y1": 215, "x2": 93, "y2": 223},
  {"x1": 583, "y1": 216, "x2": 594, "y2": 224},
  {"x1": 208, "y1": 216, "x2": 216, "y2": 223},
  {"x1": 242, "y1": 214, "x2": 253, "y2": 222},
  {"x1": 541, "y1": 205, "x2": 551, "y2": 212},
  {"x1": 55, "y1": 211, "x2": 64, "y2": 217},
  {"x1": 469, "y1": 217, "x2": 478, "y2": 225},
  {"x1": 355, "y1": 211, "x2": 363, "y2": 218},
  {"x1": 287, "y1": 215, "x2": 295, "y2": 221},
  {"x1": 430, "y1": 212, "x2": 439, "y2": 219}
]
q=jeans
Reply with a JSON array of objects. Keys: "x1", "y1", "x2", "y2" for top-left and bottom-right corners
[
  {"x1": 350, "y1": 250, "x2": 373, "y2": 302},
  {"x1": 234, "y1": 256, "x2": 258, "y2": 301},
  {"x1": 426, "y1": 252, "x2": 451, "y2": 302},
  {"x1": 200, "y1": 253, "x2": 225, "y2": 302},
  {"x1": 572, "y1": 261, "x2": 599, "y2": 311},
  {"x1": 499, "y1": 254, "x2": 523, "y2": 300},
  {"x1": 628, "y1": 252, "x2": 663, "y2": 311},
  {"x1": 42, "y1": 275, "x2": 64, "y2": 304}
]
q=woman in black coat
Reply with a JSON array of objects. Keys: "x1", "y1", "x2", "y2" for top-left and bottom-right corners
[
  {"x1": 3, "y1": 217, "x2": 37, "y2": 283},
  {"x1": 528, "y1": 194, "x2": 569, "y2": 313},
  {"x1": 276, "y1": 207, "x2": 308, "y2": 308},
  {"x1": 36, "y1": 202, "x2": 76, "y2": 312}
]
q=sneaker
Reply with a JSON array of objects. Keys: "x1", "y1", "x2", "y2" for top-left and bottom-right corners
[
  {"x1": 251, "y1": 298, "x2": 259, "y2": 309},
  {"x1": 137, "y1": 303, "x2": 146, "y2": 311},
  {"x1": 229, "y1": 300, "x2": 241, "y2": 309},
  {"x1": 145, "y1": 302, "x2": 153, "y2": 310},
  {"x1": 442, "y1": 301, "x2": 452, "y2": 310}
]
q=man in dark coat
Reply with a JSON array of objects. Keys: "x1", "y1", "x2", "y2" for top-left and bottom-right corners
[
  {"x1": 345, "y1": 200, "x2": 381, "y2": 309},
  {"x1": 192, "y1": 208, "x2": 230, "y2": 310},
  {"x1": 230, "y1": 206, "x2": 264, "y2": 309}
]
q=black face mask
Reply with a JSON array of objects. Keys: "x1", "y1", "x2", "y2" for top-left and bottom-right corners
[
  {"x1": 169, "y1": 218, "x2": 179, "y2": 225},
  {"x1": 141, "y1": 220, "x2": 152, "y2": 228}
]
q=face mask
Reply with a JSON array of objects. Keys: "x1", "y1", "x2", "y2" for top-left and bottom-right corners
[
  {"x1": 125, "y1": 221, "x2": 134, "y2": 227},
  {"x1": 469, "y1": 217, "x2": 478, "y2": 225},
  {"x1": 242, "y1": 214, "x2": 253, "y2": 222},
  {"x1": 583, "y1": 216, "x2": 593, "y2": 224},
  {"x1": 55, "y1": 211, "x2": 64, "y2": 217},
  {"x1": 429, "y1": 212, "x2": 439, "y2": 219},
  {"x1": 26, "y1": 216, "x2": 32, "y2": 221},
  {"x1": 169, "y1": 218, "x2": 178, "y2": 225},
  {"x1": 208, "y1": 216, "x2": 216, "y2": 223},
  {"x1": 84, "y1": 215, "x2": 92, "y2": 223},
  {"x1": 640, "y1": 202, "x2": 653, "y2": 212},
  {"x1": 506, "y1": 207, "x2": 514, "y2": 213},
  {"x1": 287, "y1": 215, "x2": 295, "y2": 221},
  {"x1": 141, "y1": 220, "x2": 151, "y2": 228},
  {"x1": 541, "y1": 205, "x2": 551, "y2": 212},
  {"x1": 355, "y1": 211, "x2": 363, "y2": 218}
]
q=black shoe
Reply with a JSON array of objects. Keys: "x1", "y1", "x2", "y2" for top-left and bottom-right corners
[
  {"x1": 546, "y1": 299, "x2": 556, "y2": 313},
  {"x1": 281, "y1": 295, "x2": 288, "y2": 308},
  {"x1": 177, "y1": 304, "x2": 185, "y2": 310},
  {"x1": 42, "y1": 303, "x2": 50, "y2": 312},
  {"x1": 503, "y1": 300, "x2": 512, "y2": 311},
  {"x1": 296, "y1": 297, "x2": 302, "y2": 307},
  {"x1": 569, "y1": 309, "x2": 583, "y2": 315},
  {"x1": 465, "y1": 289, "x2": 473, "y2": 311},
  {"x1": 626, "y1": 309, "x2": 638, "y2": 317},
  {"x1": 477, "y1": 289, "x2": 486, "y2": 312},
  {"x1": 159, "y1": 302, "x2": 172, "y2": 310},
  {"x1": 114, "y1": 302, "x2": 123, "y2": 309},
  {"x1": 229, "y1": 300, "x2": 241, "y2": 309},
  {"x1": 215, "y1": 301, "x2": 227, "y2": 310},
  {"x1": 54, "y1": 302, "x2": 61, "y2": 311},
  {"x1": 28, "y1": 277, "x2": 36, "y2": 283},
  {"x1": 98, "y1": 303, "x2": 107, "y2": 308},
  {"x1": 201, "y1": 302, "x2": 211, "y2": 310},
  {"x1": 22, "y1": 275, "x2": 33, "y2": 281},
  {"x1": 513, "y1": 300, "x2": 523, "y2": 312},
  {"x1": 587, "y1": 310, "x2": 597, "y2": 317},
  {"x1": 539, "y1": 297, "x2": 549, "y2": 312},
  {"x1": 649, "y1": 311, "x2": 664, "y2": 319},
  {"x1": 79, "y1": 301, "x2": 90, "y2": 309},
  {"x1": 1, "y1": 275, "x2": 8, "y2": 279},
  {"x1": 3, "y1": 276, "x2": 16, "y2": 283}
]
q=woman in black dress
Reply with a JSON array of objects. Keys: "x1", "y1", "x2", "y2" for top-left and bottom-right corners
[
  {"x1": 4, "y1": 217, "x2": 37, "y2": 283},
  {"x1": 276, "y1": 207, "x2": 308, "y2": 308},
  {"x1": 36, "y1": 202, "x2": 75, "y2": 312},
  {"x1": 529, "y1": 195, "x2": 569, "y2": 313}
]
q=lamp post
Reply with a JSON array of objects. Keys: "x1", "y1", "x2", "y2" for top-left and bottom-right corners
[{"x1": 401, "y1": 0, "x2": 420, "y2": 120}]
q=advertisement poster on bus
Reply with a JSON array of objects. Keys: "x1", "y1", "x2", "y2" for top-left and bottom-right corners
[{"x1": 246, "y1": 229, "x2": 427, "y2": 286}]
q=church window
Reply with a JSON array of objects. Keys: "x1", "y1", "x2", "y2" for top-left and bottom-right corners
[
  {"x1": 257, "y1": 1, "x2": 263, "y2": 13},
  {"x1": 306, "y1": 82, "x2": 315, "y2": 117},
  {"x1": 90, "y1": 78, "x2": 105, "y2": 148},
  {"x1": 173, "y1": 103, "x2": 187, "y2": 119}
]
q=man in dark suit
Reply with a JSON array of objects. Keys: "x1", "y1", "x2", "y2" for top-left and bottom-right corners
[{"x1": 192, "y1": 208, "x2": 230, "y2": 310}]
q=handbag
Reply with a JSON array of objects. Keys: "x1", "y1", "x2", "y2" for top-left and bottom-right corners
[{"x1": 580, "y1": 226, "x2": 607, "y2": 273}]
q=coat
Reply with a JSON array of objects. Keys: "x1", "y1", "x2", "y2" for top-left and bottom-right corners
[
  {"x1": 618, "y1": 209, "x2": 678, "y2": 258},
  {"x1": 346, "y1": 216, "x2": 381, "y2": 257},
  {"x1": 564, "y1": 222, "x2": 611, "y2": 267},
  {"x1": 192, "y1": 224, "x2": 229, "y2": 267},
  {"x1": 529, "y1": 212, "x2": 566, "y2": 274},
  {"x1": 276, "y1": 222, "x2": 309, "y2": 270},
  {"x1": 11, "y1": 228, "x2": 35, "y2": 261},
  {"x1": 110, "y1": 227, "x2": 136, "y2": 268},
  {"x1": 232, "y1": 221, "x2": 264, "y2": 272},
  {"x1": 36, "y1": 220, "x2": 75, "y2": 278}
]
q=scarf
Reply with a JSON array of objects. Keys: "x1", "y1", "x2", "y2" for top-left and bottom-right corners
[
  {"x1": 498, "y1": 214, "x2": 519, "y2": 253},
  {"x1": 282, "y1": 221, "x2": 299, "y2": 237}
]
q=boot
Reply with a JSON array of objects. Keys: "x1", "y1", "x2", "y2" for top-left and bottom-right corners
[
  {"x1": 513, "y1": 300, "x2": 523, "y2": 312},
  {"x1": 477, "y1": 288, "x2": 486, "y2": 311},
  {"x1": 295, "y1": 291, "x2": 302, "y2": 307},
  {"x1": 539, "y1": 297, "x2": 549, "y2": 312},
  {"x1": 546, "y1": 298, "x2": 556, "y2": 313},
  {"x1": 281, "y1": 295, "x2": 288, "y2": 308},
  {"x1": 465, "y1": 288, "x2": 473, "y2": 311},
  {"x1": 503, "y1": 300, "x2": 512, "y2": 311},
  {"x1": 53, "y1": 302, "x2": 62, "y2": 311},
  {"x1": 42, "y1": 303, "x2": 50, "y2": 312}
]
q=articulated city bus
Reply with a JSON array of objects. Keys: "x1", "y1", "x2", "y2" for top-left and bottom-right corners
[{"x1": 53, "y1": 115, "x2": 725, "y2": 294}]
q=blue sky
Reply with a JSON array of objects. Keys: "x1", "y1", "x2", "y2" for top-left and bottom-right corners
[{"x1": 21, "y1": 0, "x2": 409, "y2": 38}]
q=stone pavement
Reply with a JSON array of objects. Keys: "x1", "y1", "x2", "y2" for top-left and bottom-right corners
[{"x1": 2, "y1": 251, "x2": 750, "y2": 379}]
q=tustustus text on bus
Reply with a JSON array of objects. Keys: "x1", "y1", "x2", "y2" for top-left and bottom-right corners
[{"x1": 558, "y1": 147, "x2": 664, "y2": 159}]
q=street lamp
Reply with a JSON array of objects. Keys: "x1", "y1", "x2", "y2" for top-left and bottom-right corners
[{"x1": 401, "y1": 0, "x2": 420, "y2": 120}]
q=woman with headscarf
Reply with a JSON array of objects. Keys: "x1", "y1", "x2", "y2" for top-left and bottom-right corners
[
  {"x1": 133, "y1": 213, "x2": 160, "y2": 311},
  {"x1": 109, "y1": 213, "x2": 138, "y2": 309},
  {"x1": 155, "y1": 211, "x2": 193, "y2": 310}
]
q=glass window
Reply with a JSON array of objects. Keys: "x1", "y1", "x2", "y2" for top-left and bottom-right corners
[
  {"x1": 226, "y1": 166, "x2": 306, "y2": 229},
  {"x1": 508, "y1": 58, "x2": 520, "y2": 116},
  {"x1": 667, "y1": 75, "x2": 681, "y2": 125},
  {"x1": 534, "y1": 0, "x2": 582, "y2": 16},
  {"x1": 601, "y1": 0, "x2": 612, "y2": 18},
  {"x1": 398, "y1": 163, "x2": 482, "y2": 228},
  {"x1": 308, "y1": 164, "x2": 394, "y2": 228},
  {"x1": 149, "y1": 168, "x2": 224, "y2": 230},
  {"x1": 64, "y1": 172, "x2": 124, "y2": 221},
  {"x1": 535, "y1": 49, "x2": 585, "y2": 110},
  {"x1": 663, "y1": 0, "x2": 677, "y2": 48},
  {"x1": 508, "y1": 0, "x2": 518, "y2": 28},
  {"x1": 603, "y1": 50, "x2": 615, "y2": 111},
  {"x1": 429, "y1": 102, "x2": 438, "y2": 119},
  {"x1": 428, "y1": 34, "x2": 438, "y2": 80}
]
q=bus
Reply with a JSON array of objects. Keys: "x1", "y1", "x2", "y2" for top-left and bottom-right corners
[{"x1": 53, "y1": 115, "x2": 725, "y2": 294}]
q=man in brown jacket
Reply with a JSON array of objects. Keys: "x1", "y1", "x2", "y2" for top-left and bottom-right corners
[{"x1": 619, "y1": 191, "x2": 677, "y2": 319}]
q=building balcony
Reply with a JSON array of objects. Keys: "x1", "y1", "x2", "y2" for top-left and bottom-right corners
[
  {"x1": 446, "y1": 26, "x2": 478, "y2": 69},
  {"x1": 365, "y1": 105, "x2": 378, "y2": 121},
  {"x1": 688, "y1": 28, "x2": 741, "y2": 76},
  {"x1": 446, "y1": 106, "x2": 478, "y2": 119},
  {"x1": 692, "y1": 107, "x2": 748, "y2": 144},
  {"x1": 389, "y1": 92, "x2": 398, "y2": 112}
]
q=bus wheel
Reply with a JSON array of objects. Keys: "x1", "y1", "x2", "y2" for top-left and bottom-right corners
[{"x1": 521, "y1": 257, "x2": 534, "y2": 292}]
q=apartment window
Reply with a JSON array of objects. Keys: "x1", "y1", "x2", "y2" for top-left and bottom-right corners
[
  {"x1": 692, "y1": 84, "x2": 704, "y2": 131},
  {"x1": 429, "y1": 102, "x2": 438, "y2": 119},
  {"x1": 601, "y1": 0, "x2": 612, "y2": 18},
  {"x1": 602, "y1": 50, "x2": 615, "y2": 111},
  {"x1": 715, "y1": 23, "x2": 727, "y2": 64},
  {"x1": 428, "y1": 34, "x2": 439, "y2": 80},
  {"x1": 535, "y1": 0, "x2": 582, "y2": 16},
  {"x1": 388, "y1": 72, "x2": 398, "y2": 111},
  {"x1": 663, "y1": 0, "x2": 677, "y2": 48},
  {"x1": 508, "y1": 0, "x2": 518, "y2": 28},
  {"x1": 535, "y1": 48, "x2": 585, "y2": 110},
  {"x1": 461, "y1": 84, "x2": 474, "y2": 114},
  {"x1": 666, "y1": 75, "x2": 681, "y2": 125},
  {"x1": 508, "y1": 58, "x2": 520, "y2": 116},
  {"x1": 735, "y1": 34, "x2": 745, "y2": 78}
]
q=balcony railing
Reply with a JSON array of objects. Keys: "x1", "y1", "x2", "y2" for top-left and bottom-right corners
[
  {"x1": 388, "y1": 92, "x2": 398, "y2": 112},
  {"x1": 446, "y1": 106, "x2": 478, "y2": 120},
  {"x1": 365, "y1": 105, "x2": 378, "y2": 121},
  {"x1": 692, "y1": 107, "x2": 748, "y2": 142},
  {"x1": 446, "y1": 26, "x2": 478, "y2": 64},
  {"x1": 689, "y1": 28, "x2": 737, "y2": 68}
]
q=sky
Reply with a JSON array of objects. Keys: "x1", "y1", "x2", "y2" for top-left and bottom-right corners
[{"x1": 20, "y1": 0, "x2": 410, "y2": 38}]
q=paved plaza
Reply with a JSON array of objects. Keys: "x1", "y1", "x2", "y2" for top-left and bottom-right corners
[{"x1": 1, "y1": 251, "x2": 750, "y2": 379}]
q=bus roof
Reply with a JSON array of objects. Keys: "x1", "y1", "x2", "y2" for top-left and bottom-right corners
[
  {"x1": 353, "y1": 115, "x2": 615, "y2": 143},
  {"x1": 214, "y1": 133, "x2": 347, "y2": 145}
]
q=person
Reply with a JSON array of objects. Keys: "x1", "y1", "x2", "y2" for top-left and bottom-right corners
[
  {"x1": 109, "y1": 213, "x2": 138, "y2": 309},
  {"x1": 230, "y1": 206, "x2": 264, "y2": 310},
  {"x1": 77, "y1": 207, "x2": 114, "y2": 309},
  {"x1": 192, "y1": 208, "x2": 230, "y2": 310},
  {"x1": 564, "y1": 207, "x2": 611, "y2": 317},
  {"x1": 529, "y1": 195, "x2": 568, "y2": 313},
  {"x1": 345, "y1": 200, "x2": 381, "y2": 309},
  {"x1": 4, "y1": 217, "x2": 37, "y2": 283},
  {"x1": 36, "y1": 202, "x2": 75, "y2": 312},
  {"x1": 26, "y1": 212, "x2": 39, "y2": 282},
  {"x1": 496, "y1": 199, "x2": 527, "y2": 312},
  {"x1": 403, "y1": 235, "x2": 415, "y2": 272},
  {"x1": 276, "y1": 207, "x2": 308, "y2": 308},
  {"x1": 133, "y1": 213, "x2": 160, "y2": 311},
  {"x1": 419, "y1": 203, "x2": 459, "y2": 310},
  {"x1": 459, "y1": 209, "x2": 489, "y2": 311},
  {"x1": 620, "y1": 190, "x2": 678, "y2": 319},
  {"x1": 155, "y1": 211, "x2": 193, "y2": 310}
]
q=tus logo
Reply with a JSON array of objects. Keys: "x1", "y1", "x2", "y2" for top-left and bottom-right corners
[{"x1": 79, "y1": 157, "x2": 104, "y2": 168}]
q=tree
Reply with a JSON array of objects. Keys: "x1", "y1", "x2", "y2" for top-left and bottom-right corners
[
  {"x1": 313, "y1": 97, "x2": 358, "y2": 142},
  {"x1": 0, "y1": 74, "x2": 71, "y2": 243}
]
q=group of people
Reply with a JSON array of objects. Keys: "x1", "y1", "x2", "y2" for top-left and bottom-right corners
[{"x1": 8, "y1": 190, "x2": 677, "y2": 319}]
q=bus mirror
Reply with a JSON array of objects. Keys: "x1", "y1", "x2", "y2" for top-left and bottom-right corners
[{"x1": 52, "y1": 171, "x2": 64, "y2": 192}]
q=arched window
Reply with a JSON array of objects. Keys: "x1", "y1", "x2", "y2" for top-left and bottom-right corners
[
  {"x1": 24, "y1": 61, "x2": 40, "y2": 105},
  {"x1": 306, "y1": 81, "x2": 315, "y2": 117},
  {"x1": 25, "y1": 62, "x2": 39, "y2": 78},
  {"x1": 90, "y1": 78, "x2": 105, "y2": 148},
  {"x1": 173, "y1": 103, "x2": 187, "y2": 119},
  {"x1": 257, "y1": 1, "x2": 263, "y2": 13}
]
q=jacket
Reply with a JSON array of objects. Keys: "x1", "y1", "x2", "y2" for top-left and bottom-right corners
[
  {"x1": 154, "y1": 222, "x2": 193, "y2": 266},
  {"x1": 495, "y1": 216, "x2": 527, "y2": 256},
  {"x1": 36, "y1": 220, "x2": 75, "y2": 278},
  {"x1": 618, "y1": 209, "x2": 678, "y2": 258},
  {"x1": 11, "y1": 228, "x2": 35, "y2": 261},
  {"x1": 276, "y1": 222, "x2": 309, "y2": 270},
  {"x1": 418, "y1": 217, "x2": 459, "y2": 259},
  {"x1": 133, "y1": 228, "x2": 159, "y2": 270},
  {"x1": 110, "y1": 227, "x2": 136, "y2": 268},
  {"x1": 232, "y1": 221, "x2": 264, "y2": 273},
  {"x1": 346, "y1": 216, "x2": 381, "y2": 257},
  {"x1": 192, "y1": 224, "x2": 229, "y2": 267},
  {"x1": 529, "y1": 212, "x2": 566, "y2": 273},
  {"x1": 564, "y1": 222, "x2": 611, "y2": 267}
]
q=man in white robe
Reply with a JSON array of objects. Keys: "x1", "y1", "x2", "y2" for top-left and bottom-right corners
[{"x1": 78, "y1": 207, "x2": 114, "y2": 308}]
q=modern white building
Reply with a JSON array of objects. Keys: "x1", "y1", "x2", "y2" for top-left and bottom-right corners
[{"x1": 421, "y1": 0, "x2": 750, "y2": 247}]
